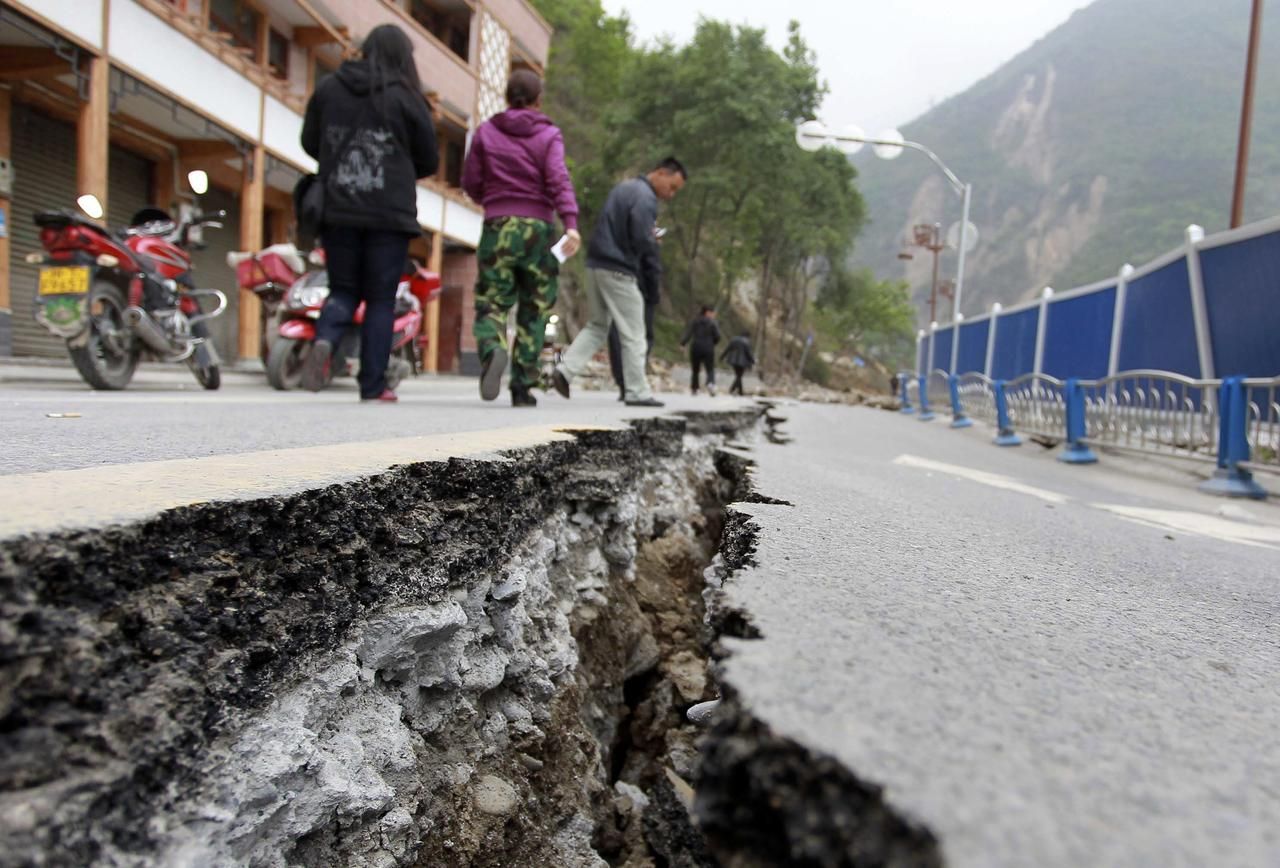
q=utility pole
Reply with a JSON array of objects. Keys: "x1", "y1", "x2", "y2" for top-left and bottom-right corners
[
  {"x1": 1231, "y1": 0, "x2": 1264, "y2": 228},
  {"x1": 910, "y1": 223, "x2": 946, "y2": 324}
]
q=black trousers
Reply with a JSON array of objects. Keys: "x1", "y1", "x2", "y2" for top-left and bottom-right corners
[
  {"x1": 690, "y1": 347, "x2": 715, "y2": 391},
  {"x1": 316, "y1": 226, "x2": 410, "y2": 399},
  {"x1": 608, "y1": 302, "x2": 657, "y2": 392},
  {"x1": 731, "y1": 365, "x2": 746, "y2": 395}
]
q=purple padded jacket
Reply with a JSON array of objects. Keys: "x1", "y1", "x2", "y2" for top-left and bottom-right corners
[{"x1": 461, "y1": 109, "x2": 579, "y2": 231}]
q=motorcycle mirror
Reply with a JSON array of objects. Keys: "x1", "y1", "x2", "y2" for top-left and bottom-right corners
[
  {"x1": 187, "y1": 170, "x2": 209, "y2": 196},
  {"x1": 77, "y1": 194, "x2": 105, "y2": 220}
]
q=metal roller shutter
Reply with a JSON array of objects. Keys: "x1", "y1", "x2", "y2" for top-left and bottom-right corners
[
  {"x1": 9, "y1": 105, "x2": 155, "y2": 359},
  {"x1": 107, "y1": 145, "x2": 153, "y2": 233},
  {"x1": 10, "y1": 103, "x2": 77, "y2": 358}
]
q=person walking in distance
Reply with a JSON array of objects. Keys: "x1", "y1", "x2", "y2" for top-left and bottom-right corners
[
  {"x1": 463, "y1": 70, "x2": 581, "y2": 406},
  {"x1": 299, "y1": 24, "x2": 438, "y2": 402},
  {"x1": 552, "y1": 158, "x2": 687, "y2": 407},
  {"x1": 721, "y1": 331, "x2": 755, "y2": 396},
  {"x1": 680, "y1": 305, "x2": 720, "y2": 395}
]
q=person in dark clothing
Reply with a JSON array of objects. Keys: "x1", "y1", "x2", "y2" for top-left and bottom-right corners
[
  {"x1": 607, "y1": 241, "x2": 661, "y2": 399},
  {"x1": 299, "y1": 24, "x2": 438, "y2": 402},
  {"x1": 680, "y1": 305, "x2": 721, "y2": 395},
  {"x1": 721, "y1": 331, "x2": 756, "y2": 396},
  {"x1": 554, "y1": 158, "x2": 687, "y2": 407}
]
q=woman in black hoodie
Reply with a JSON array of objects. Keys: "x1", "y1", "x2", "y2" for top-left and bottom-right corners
[{"x1": 299, "y1": 24, "x2": 438, "y2": 402}]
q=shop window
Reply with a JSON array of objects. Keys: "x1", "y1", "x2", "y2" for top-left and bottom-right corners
[
  {"x1": 268, "y1": 28, "x2": 289, "y2": 80},
  {"x1": 445, "y1": 139, "x2": 464, "y2": 188},
  {"x1": 210, "y1": 0, "x2": 263, "y2": 62},
  {"x1": 409, "y1": 0, "x2": 471, "y2": 62}
]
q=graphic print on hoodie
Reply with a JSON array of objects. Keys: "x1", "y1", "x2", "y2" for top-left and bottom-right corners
[{"x1": 329, "y1": 126, "x2": 396, "y2": 195}]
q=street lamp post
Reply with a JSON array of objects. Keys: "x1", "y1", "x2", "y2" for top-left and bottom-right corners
[{"x1": 796, "y1": 121, "x2": 975, "y2": 376}]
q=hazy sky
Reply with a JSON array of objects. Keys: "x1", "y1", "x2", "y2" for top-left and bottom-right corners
[{"x1": 601, "y1": 0, "x2": 1093, "y2": 132}]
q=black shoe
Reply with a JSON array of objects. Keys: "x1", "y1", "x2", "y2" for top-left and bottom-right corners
[
  {"x1": 480, "y1": 347, "x2": 507, "y2": 401},
  {"x1": 511, "y1": 384, "x2": 537, "y2": 407},
  {"x1": 625, "y1": 397, "x2": 665, "y2": 407},
  {"x1": 551, "y1": 367, "x2": 571, "y2": 399},
  {"x1": 301, "y1": 339, "x2": 332, "y2": 392}
]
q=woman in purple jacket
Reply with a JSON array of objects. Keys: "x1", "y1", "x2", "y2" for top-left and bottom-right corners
[{"x1": 463, "y1": 70, "x2": 581, "y2": 406}]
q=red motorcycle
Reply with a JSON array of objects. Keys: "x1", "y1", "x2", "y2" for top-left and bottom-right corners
[
  {"x1": 30, "y1": 183, "x2": 227, "y2": 391},
  {"x1": 262, "y1": 253, "x2": 441, "y2": 391}
]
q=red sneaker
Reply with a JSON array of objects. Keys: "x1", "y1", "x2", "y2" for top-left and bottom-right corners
[{"x1": 361, "y1": 389, "x2": 399, "y2": 403}]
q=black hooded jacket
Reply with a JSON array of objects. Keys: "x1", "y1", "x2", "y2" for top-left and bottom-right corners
[{"x1": 301, "y1": 60, "x2": 439, "y2": 235}]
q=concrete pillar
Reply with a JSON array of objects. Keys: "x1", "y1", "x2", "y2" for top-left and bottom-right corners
[
  {"x1": 77, "y1": 54, "x2": 110, "y2": 216},
  {"x1": 238, "y1": 143, "x2": 265, "y2": 360},
  {"x1": 0, "y1": 86, "x2": 12, "y2": 355},
  {"x1": 425, "y1": 230, "x2": 444, "y2": 373}
]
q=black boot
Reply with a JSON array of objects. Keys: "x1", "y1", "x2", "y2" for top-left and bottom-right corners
[{"x1": 511, "y1": 384, "x2": 538, "y2": 407}]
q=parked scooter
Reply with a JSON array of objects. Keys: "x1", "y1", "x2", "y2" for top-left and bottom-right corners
[
  {"x1": 263, "y1": 254, "x2": 442, "y2": 391},
  {"x1": 226, "y1": 242, "x2": 310, "y2": 361},
  {"x1": 29, "y1": 171, "x2": 227, "y2": 390}
]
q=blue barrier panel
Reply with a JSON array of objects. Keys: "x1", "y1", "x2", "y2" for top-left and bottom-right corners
[
  {"x1": 1118, "y1": 258, "x2": 1200, "y2": 376},
  {"x1": 1041, "y1": 286, "x2": 1116, "y2": 380},
  {"x1": 991, "y1": 306, "x2": 1039, "y2": 380},
  {"x1": 956, "y1": 318, "x2": 990, "y2": 375},
  {"x1": 933, "y1": 326, "x2": 954, "y2": 373},
  {"x1": 1200, "y1": 229, "x2": 1280, "y2": 378}
]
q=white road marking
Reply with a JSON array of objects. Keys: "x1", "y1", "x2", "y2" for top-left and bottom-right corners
[
  {"x1": 1091, "y1": 504, "x2": 1280, "y2": 551},
  {"x1": 893, "y1": 454, "x2": 1070, "y2": 505}
]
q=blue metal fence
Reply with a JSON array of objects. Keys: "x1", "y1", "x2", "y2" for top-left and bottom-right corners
[
  {"x1": 904, "y1": 216, "x2": 1280, "y2": 499},
  {"x1": 1042, "y1": 286, "x2": 1115, "y2": 380},
  {"x1": 956, "y1": 318, "x2": 989, "y2": 376}
]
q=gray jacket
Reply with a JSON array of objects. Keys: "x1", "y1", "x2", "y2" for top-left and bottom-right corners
[{"x1": 586, "y1": 177, "x2": 658, "y2": 278}]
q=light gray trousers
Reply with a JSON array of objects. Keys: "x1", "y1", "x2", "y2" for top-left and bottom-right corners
[{"x1": 559, "y1": 268, "x2": 653, "y2": 400}]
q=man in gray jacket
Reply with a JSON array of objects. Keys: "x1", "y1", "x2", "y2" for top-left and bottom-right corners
[{"x1": 553, "y1": 157, "x2": 687, "y2": 406}]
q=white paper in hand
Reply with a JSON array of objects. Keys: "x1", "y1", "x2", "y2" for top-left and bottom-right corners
[{"x1": 551, "y1": 235, "x2": 571, "y2": 263}]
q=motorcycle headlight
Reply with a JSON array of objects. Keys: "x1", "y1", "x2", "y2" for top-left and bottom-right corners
[{"x1": 287, "y1": 273, "x2": 330, "y2": 310}]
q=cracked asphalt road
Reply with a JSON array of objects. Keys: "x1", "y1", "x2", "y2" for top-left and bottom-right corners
[
  {"x1": 724, "y1": 401, "x2": 1280, "y2": 867},
  {"x1": 0, "y1": 362, "x2": 749, "y2": 476}
]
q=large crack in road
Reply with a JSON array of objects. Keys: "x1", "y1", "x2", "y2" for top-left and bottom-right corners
[{"x1": 0, "y1": 405, "x2": 936, "y2": 867}]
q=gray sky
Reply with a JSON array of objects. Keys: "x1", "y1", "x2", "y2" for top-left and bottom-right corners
[{"x1": 601, "y1": 0, "x2": 1093, "y2": 132}]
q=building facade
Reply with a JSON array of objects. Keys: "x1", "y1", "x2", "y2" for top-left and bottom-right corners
[{"x1": 0, "y1": 0, "x2": 552, "y2": 372}]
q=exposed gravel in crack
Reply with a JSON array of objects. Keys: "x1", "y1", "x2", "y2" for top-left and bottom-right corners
[
  {"x1": 0, "y1": 409, "x2": 758, "y2": 867},
  {"x1": 1, "y1": 401, "x2": 941, "y2": 868}
]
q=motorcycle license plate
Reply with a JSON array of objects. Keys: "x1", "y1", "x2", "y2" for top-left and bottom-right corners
[{"x1": 38, "y1": 266, "x2": 90, "y2": 296}]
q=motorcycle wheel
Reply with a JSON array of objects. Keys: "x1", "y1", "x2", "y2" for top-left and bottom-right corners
[
  {"x1": 68, "y1": 280, "x2": 140, "y2": 390},
  {"x1": 187, "y1": 320, "x2": 221, "y2": 390},
  {"x1": 266, "y1": 335, "x2": 309, "y2": 391}
]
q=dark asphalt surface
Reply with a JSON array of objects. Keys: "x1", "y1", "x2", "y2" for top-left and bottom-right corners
[{"x1": 725, "y1": 402, "x2": 1280, "y2": 866}]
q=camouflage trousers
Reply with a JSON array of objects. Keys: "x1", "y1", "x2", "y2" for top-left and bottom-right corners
[{"x1": 473, "y1": 217, "x2": 559, "y2": 389}]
